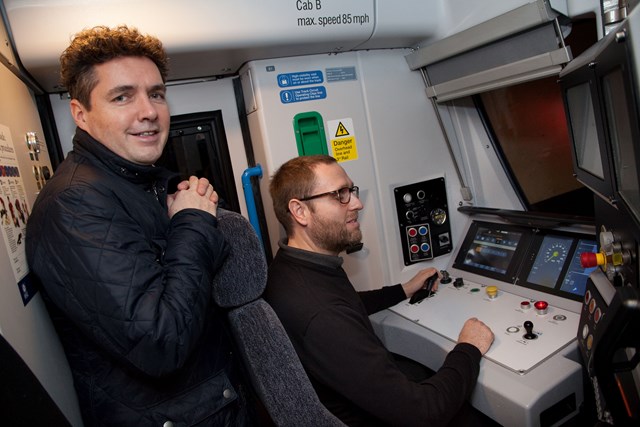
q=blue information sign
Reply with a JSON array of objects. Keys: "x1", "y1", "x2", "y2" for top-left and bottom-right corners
[
  {"x1": 277, "y1": 70, "x2": 324, "y2": 87},
  {"x1": 280, "y1": 86, "x2": 327, "y2": 104}
]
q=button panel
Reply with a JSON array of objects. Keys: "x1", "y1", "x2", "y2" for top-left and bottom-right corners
[{"x1": 394, "y1": 177, "x2": 452, "y2": 265}]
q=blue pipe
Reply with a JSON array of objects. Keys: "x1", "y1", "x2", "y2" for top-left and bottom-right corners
[{"x1": 241, "y1": 164, "x2": 264, "y2": 244}]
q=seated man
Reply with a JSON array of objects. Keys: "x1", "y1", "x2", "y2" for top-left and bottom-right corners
[{"x1": 264, "y1": 154, "x2": 495, "y2": 426}]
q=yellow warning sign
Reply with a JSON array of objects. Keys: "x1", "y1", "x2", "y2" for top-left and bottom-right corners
[
  {"x1": 331, "y1": 136, "x2": 358, "y2": 162},
  {"x1": 327, "y1": 118, "x2": 358, "y2": 162},
  {"x1": 335, "y1": 122, "x2": 350, "y2": 137}
]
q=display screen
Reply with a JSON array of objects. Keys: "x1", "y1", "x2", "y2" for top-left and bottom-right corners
[
  {"x1": 559, "y1": 239, "x2": 598, "y2": 297},
  {"x1": 566, "y1": 82, "x2": 604, "y2": 179},
  {"x1": 454, "y1": 221, "x2": 597, "y2": 300},
  {"x1": 603, "y1": 67, "x2": 640, "y2": 225},
  {"x1": 453, "y1": 222, "x2": 531, "y2": 281},
  {"x1": 526, "y1": 235, "x2": 575, "y2": 288},
  {"x1": 462, "y1": 226, "x2": 523, "y2": 274},
  {"x1": 520, "y1": 233, "x2": 597, "y2": 301}
]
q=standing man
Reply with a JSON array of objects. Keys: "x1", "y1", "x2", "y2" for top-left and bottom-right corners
[
  {"x1": 265, "y1": 154, "x2": 495, "y2": 426},
  {"x1": 26, "y1": 26, "x2": 253, "y2": 426}
]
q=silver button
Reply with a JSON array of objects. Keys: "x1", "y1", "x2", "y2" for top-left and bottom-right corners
[
  {"x1": 223, "y1": 388, "x2": 232, "y2": 399},
  {"x1": 163, "y1": 421, "x2": 174, "y2": 427}
]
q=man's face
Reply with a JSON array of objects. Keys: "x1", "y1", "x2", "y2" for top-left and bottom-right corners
[
  {"x1": 70, "y1": 56, "x2": 169, "y2": 165},
  {"x1": 306, "y1": 162, "x2": 363, "y2": 254}
]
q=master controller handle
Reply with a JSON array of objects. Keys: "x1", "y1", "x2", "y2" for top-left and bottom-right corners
[
  {"x1": 440, "y1": 270, "x2": 452, "y2": 284},
  {"x1": 523, "y1": 320, "x2": 537, "y2": 340},
  {"x1": 409, "y1": 274, "x2": 438, "y2": 304}
]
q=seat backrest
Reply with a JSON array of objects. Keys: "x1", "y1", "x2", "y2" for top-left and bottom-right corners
[{"x1": 212, "y1": 209, "x2": 345, "y2": 427}]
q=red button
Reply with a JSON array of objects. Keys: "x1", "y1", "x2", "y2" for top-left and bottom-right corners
[
  {"x1": 581, "y1": 252, "x2": 598, "y2": 268},
  {"x1": 534, "y1": 300, "x2": 548, "y2": 314}
]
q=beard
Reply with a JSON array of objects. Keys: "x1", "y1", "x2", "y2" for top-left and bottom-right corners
[{"x1": 308, "y1": 212, "x2": 362, "y2": 254}]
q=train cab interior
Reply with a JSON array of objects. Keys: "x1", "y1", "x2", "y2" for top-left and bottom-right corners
[{"x1": 0, "y1": 0, "x2": 639, "y2": 426}]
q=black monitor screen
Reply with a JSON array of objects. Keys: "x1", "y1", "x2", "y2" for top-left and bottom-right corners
[
  {"x1": 565, "y1": 82, "x2": 605, "y2": 179},
  {"x1": 602, "y1": 65, "x2": 640, "y2": 225},
  {"x1": 453, "y1": 220, "x2": 596, "y2": 300},
  {"x1": 559, "y1": 239, "x2": 598, "y2": 297},
  {"x1": 520, "y1": 233, "x2": 597, "y2": 301},
  {"x1": 526, "y1": 235, "x2": 575, "y2": 288},
  {"x1": 453, "y1": 222, "x2": 531, "y2": 282}
]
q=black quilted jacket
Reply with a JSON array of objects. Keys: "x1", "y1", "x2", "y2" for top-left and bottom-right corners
[{"x1": 26, "y1": 128, "x2": 247, "y2": 426}]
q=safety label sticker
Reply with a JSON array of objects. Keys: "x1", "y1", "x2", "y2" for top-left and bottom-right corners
[
  {"x1": 277, "y1": 70, "x2": 324, "y2": 87},
  {"x1": 327, "y1": 118, "x2": 358, "y2": 162},
  {"x1": 280, "y1": 86, "x2": 327, "y2": 104},
  {"x1": 326, "y1": 66, "x2": 357, "y2": 82}
]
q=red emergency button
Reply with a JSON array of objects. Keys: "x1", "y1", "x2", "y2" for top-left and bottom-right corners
[
  {"x1": 581, "y1": 252, "x2": 605, "y2": 268},
  {"x1": 534, "y1": 300, "x2": 548, "y2": 315}
]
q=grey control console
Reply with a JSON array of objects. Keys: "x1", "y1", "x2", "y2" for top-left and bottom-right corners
[{"x1": 371, "y1": 272, "x2": 584, "y2": 427}]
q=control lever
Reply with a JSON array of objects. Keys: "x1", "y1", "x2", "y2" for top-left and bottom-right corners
[
  {"x1": 523, "y1": 320, "x2": 538, "y2": 340},
  {"x1": 440, "y1": 270, "x2": 452, "y2": 284},
  {"x1": 410, "y1": 274, "x2": 438, "y2": 304}
]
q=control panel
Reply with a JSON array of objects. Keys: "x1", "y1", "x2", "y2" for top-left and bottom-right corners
[
  {"x1": 393, "y1": 177, "x2": 451, "y2": 265},
  {"x1": 373, "y1": 215, "x2": 597, "y2": 426},
  {"x1": 389, "y1": 275, "x2": 580, "y2": 374},
  {"x1": 577, "y1": 269, "x2": 640, "y2": 424},
  {"x1": 577, "y1": 270, "x2": 616, "y2": 369}
]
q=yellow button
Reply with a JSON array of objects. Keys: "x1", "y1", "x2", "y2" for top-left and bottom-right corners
[{"x1": 486, "y1": 286, "x2": 498, "y2": 298}]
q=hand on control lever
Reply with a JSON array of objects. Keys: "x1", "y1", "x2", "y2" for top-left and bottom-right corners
[
  {"x1": 403, "y1": 268, "x2": 440, "y2": 300},
  {"x1": 409, "y1": 274, "x2": 438, "y2": 304},
  {"x1": 457, "y1": 317, "x2": 494, "y2": 355},
  {"x1": 440, "y1": 270, "x2": 452, "y2": 284}
]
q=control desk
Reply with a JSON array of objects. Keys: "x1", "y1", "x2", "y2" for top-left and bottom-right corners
[{"x1": 370, "y1": 215, "x2": 597, "y2": 427}]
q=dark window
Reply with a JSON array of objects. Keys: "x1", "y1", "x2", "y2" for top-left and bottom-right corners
[
  {"x1": 475, "y1": 16, "x2": 598, "y2": 217},
  {"x1": 157, "y1": 111, "x2": 241, "y2": 213}
]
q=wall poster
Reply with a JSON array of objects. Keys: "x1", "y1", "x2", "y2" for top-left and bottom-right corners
[{"x1": 0, "y1": 123, "x2": 35, "y2": 305}]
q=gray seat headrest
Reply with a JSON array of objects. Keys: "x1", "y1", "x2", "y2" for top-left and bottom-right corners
[{"x1": 212, "y1": 208, "x2": 268, "y2": 308}]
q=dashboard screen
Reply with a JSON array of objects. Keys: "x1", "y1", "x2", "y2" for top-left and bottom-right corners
[
  {"x1": 519, "y1": 233, "x2": 597, "y2": 301},
  {"x1": 454, "y1": 220, "x2": 597, "y2": 300},
  {"x1": 526, "y1": 235, "x2": 575, "y2": 288},
  {"x1": 453, "y1": 222, "x2": 531, "y2": 282},
  {"x1": 463, "y1": 226, "x2": 523, "y2": 274},
  {"x1": 560, "y1": 239, "x2": 598, "y2": 297}
]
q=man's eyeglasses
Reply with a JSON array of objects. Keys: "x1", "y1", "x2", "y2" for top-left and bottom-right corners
[{"x1": 299, "y1": 186, "x2": 360, "y2": 204}]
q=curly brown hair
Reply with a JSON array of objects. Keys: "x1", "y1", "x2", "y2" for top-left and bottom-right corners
[
  {"x1": 269, "y1": 155, "x2": 337, "y2": 234},
  {"x1": 60, "y1": 25, "x2": 169, "y2": 109}
]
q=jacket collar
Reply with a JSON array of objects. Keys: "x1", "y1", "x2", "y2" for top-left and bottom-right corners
[{"x1": 72, "y1": 127, "x2": 174, "y2": 185}]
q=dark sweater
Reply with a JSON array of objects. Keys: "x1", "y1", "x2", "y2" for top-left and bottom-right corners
[{"x1": 265, "y1": 241, "x2": 482, "y2": 427}]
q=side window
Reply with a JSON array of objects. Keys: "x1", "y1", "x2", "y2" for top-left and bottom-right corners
[{"x1": 475, "y1": 17, "x2": 598, "y2": 217}]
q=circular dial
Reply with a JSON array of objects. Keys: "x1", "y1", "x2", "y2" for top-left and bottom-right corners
[
  {"x1": 430, "y1": 208, "x2": 447, "y2": 225},
  {"x1": 544, "y1": 241, "x2": 569, "y2": 264}
]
